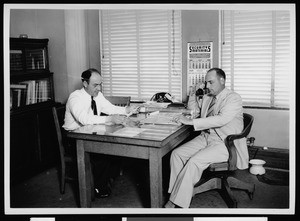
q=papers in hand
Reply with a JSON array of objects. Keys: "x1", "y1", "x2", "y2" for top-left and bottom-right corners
[{"x1": 126, "y1": 106, "x2": 141, "y2": 117}]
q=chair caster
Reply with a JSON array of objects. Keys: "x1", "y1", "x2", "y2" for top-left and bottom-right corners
[
  {"x1": 247, "y1": 184, "x2": 255, "y2": 200},
  {"x1": 248, "y1": 191, "x2": 254, "y2": 200}
]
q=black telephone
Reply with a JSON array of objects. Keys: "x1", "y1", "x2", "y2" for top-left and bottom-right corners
[
  {"x1": 150, "y1": 92, "x2": 172, "y2": 103},
  {"x1": 150, "y1": 92, "x2": 186, "y2": 107}
]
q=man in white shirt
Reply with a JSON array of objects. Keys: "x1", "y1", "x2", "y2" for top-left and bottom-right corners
[
  {"x1": 63, "y1": 68, "x2": 136, "y2": 131},
  {"x1": 63, "y1": 68, "x2": 137, "y2": 198}
]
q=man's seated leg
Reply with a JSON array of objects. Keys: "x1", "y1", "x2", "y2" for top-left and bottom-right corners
[{"x1": 91, "y1": 154, "x2": 119, "y2": 198}]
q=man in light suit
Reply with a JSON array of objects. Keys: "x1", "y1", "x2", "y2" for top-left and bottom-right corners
[{"x1": 164, "y1": 68, "x2": 249, "y2": 208}]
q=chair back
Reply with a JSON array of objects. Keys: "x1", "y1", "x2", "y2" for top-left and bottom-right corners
[
  {"x1": 242, "y1": 113, "x2": 254, "y2": 138},
  {"x1": 226, "y1": 113, "x2": 254, "y2": 171},
  {"x1": 209, "y1": 113, "x2": 254, "y2": 172},
  {"x1": 105, "y1": 96, "x2": 131, "y2": 107},
  {"x1": 52, "y1": 105, "x2": 66, "y2": 160}
]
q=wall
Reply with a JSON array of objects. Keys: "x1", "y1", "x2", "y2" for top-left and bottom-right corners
[
  {"x1": 10, "y1": 9, "x2": 69, "y2": 104},
  {"x1": 9, "y1": 9, "x2": 100, "y2": 104},
  {"x1": 244, "y1": 108, "x2": 290, "y2": 149},
  {"x1": 181, "y1": 10, "x2": 219, "y2": 102},
  {"x1": 9, "y1": 9, "x2": 290, "y2": 149}
]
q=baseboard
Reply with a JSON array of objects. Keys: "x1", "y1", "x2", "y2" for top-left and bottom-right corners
[{"x1": 248, "y1": 146, "x2": 289, "y2": 170}]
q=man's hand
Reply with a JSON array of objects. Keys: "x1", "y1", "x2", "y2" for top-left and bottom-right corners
[
  {"x1": 106, "y1": 115, "x2": 126, "y2": 125},
  {"x1": 125, "y1": 105, "x2": 141, "y2": 116},
  {"x1": 123, "y1": 118, "x2": 140, "y2": 127},
  {"x1": 173, "y1": 114, "x2": 194, "y2": 125},
  {"x1": 106, "y1": 114, "x2": 140, "y2": 127}
]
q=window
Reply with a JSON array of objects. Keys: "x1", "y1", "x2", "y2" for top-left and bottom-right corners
[
  {"x1": 221, "y1": 10, "x2": 291, "y2": 108},
  {"x1": 100, "y1": 10, "x2": 182, "y2": 101}
]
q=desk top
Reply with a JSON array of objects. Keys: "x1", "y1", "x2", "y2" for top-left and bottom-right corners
[
  {"x1": 67, "y1": 107, "x2": 194, "y2": 148},
  {"x1": 69, "y1": 123, "x2": 181, "y2": 140},
  {"x1": 67, "y1": 123, "x2": 193, "y2": 148}
]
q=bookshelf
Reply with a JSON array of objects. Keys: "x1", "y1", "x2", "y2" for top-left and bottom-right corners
[
  {"x1": 10, "y1": 37, "x2": 59, "y2": 184},
  {"x1": 10, "y1": 75, "x2": 53, "y2": 110},
  {"x1": 10, "y1": 38, "x2": 54, "y2": 112}
]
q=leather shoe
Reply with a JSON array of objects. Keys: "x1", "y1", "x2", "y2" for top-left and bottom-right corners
[{"x1": 94, "y1": 186, "x2": 111, "y2": 198}]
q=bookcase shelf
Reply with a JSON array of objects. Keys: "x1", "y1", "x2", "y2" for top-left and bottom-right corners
[
  {"x1": 10, "y1": 38, "x2": 54, "y2": 111},
  {"x1": 10, "y1": 37, "x2": 58, "y2": 184},
  {"x1": 10, "y1": 72, "x2": 54, "y2": 110},
  {"x1": 10, "y1": 38, "x2": 49, "y2": 73}
]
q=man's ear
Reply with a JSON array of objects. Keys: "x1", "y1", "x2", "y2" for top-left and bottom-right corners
[
  {"x1": 83, "y1": 81, "x2": 88, "y2": 88},
  {"x1": 220, "y1": 77, "x2": 225, "y2": 85}
]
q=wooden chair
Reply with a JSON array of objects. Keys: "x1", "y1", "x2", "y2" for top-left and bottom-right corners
[
  {"x1": 52, "y1": 105, "x2": 76, "y2": 194},
  {"x1": 105, "y1": 96, "x2": 131, "y2": 107},
  {"x1": 193, "y1": 113, "x2": 255, "y2": 208}
]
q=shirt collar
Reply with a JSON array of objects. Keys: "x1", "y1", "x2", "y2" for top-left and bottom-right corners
[{"x1": 81, "y1": 87, "x2": 91, "y2": 98}]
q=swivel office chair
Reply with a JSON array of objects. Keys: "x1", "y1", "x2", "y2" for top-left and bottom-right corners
[
  {"x1": 52, "y1": 105, "x2": 76, "y2": 194},
  {"x1": 193, "y1": 113, "x2": 255, "y2": 208}
]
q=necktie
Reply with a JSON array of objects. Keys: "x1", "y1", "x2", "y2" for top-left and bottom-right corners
[
  {"x1": 91, "y1": 96, "x2": 98, "y2": 115},
  {"x1": 206, "y1": 96, "x2": 216, "y2": 117}
]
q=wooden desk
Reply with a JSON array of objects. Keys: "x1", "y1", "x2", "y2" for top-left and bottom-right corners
[{"x1": 67, "y1": 123, "x2": 193, "y2": 208}]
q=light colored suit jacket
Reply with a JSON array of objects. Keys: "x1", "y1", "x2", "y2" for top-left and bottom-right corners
[{"x1": 192, "y1": 87, "x2": 249, "y2": 169}]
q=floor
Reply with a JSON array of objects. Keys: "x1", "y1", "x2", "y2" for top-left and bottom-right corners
[{"x1": 9, "y1": 157, "x2": 289, "y2": 211}]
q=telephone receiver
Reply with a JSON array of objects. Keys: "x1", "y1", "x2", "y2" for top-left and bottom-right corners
[
  {"x1": 195, "y1": 88, "x2": 204, "y2": 98},
  {"x1": 196, "y1": 82, "x2": 209, "y2": 98}
]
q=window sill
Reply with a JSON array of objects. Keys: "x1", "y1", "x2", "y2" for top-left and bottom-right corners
[{"x1": 243, "y1": 106, "x2": 289, "y2": 111}]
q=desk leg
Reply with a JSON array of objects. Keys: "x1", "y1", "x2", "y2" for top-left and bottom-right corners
[
  {"x1": 149, "y1": 149, "x2": 163, "y2": 208},
  {"x1": 77, "y1": 140, "x2": 92, "y2": 208}
]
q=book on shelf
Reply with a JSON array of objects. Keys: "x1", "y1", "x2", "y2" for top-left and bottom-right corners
[
  {"x1": 10, "y1": 79, "x2": 51, "y2": 109},
  {"x1": 26, "y1": 49, "x2": 46, "y2": 70},
  {"x1": 10, "y1": 84, "x2": 27, "y2": 109},
  {"x1": 10, "y1": 50, "x2": 23, "y2": 71}
]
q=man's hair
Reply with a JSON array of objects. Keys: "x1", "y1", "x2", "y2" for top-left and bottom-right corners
[
  {"x1": 207, "y1": 68, "x2": 226, "y2": 80},
  {"x1": 81, "y1": 68, "x2": 101, "y2": 83}
]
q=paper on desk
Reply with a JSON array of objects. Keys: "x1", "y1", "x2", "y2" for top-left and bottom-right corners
[
  {"x1": 144, "y1": 101, "x2": 170, "y2": 108},
  {"x1": 112, "y1": 127, "x2": 146, "y2": 137},
  {"x1": 74, "y1": 124, "x2": 107, "y2": 134},
  {"x1": 148, "y1": 111, "x2": 159, "y2": 116},
  {"x1": 139, "y1": 112, "x2": 182, "y2": 125}
]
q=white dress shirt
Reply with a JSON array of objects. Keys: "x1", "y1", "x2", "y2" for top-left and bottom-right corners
[{"x1": 63, "y1": 88, "x2": 126, "y2": 131}]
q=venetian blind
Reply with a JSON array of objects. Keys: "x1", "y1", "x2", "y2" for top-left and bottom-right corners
[
  {"x1": 100, "y1": 10, "x2": 182, "y2": 101},
  {"x1": 221, "y1": 10, "x2": 291, "y2": 108}
]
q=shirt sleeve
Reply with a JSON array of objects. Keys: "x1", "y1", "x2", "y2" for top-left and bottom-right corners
[{"x1": 97, "y1": 93, "x2": 127, "y2": 115}]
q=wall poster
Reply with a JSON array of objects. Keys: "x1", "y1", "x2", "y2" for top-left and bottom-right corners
[{"x1": 187, "y1": 41, "x2": 213, "y2": 94}]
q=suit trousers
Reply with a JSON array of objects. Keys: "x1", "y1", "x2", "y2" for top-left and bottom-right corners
[
  {"x1": 168, "y1": 130, "x2": 229, "y2": 208},
  {"x1": 90, "y1": 154, "x2": 120, "y2": 190}
]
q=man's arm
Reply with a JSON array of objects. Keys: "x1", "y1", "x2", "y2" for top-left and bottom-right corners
[
  {"x1": 98, "y1": 94, "x2": 127, "y2": 115},
  {"x1": 193, "y1": 92, "x2": 243, "y2": 131}
]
